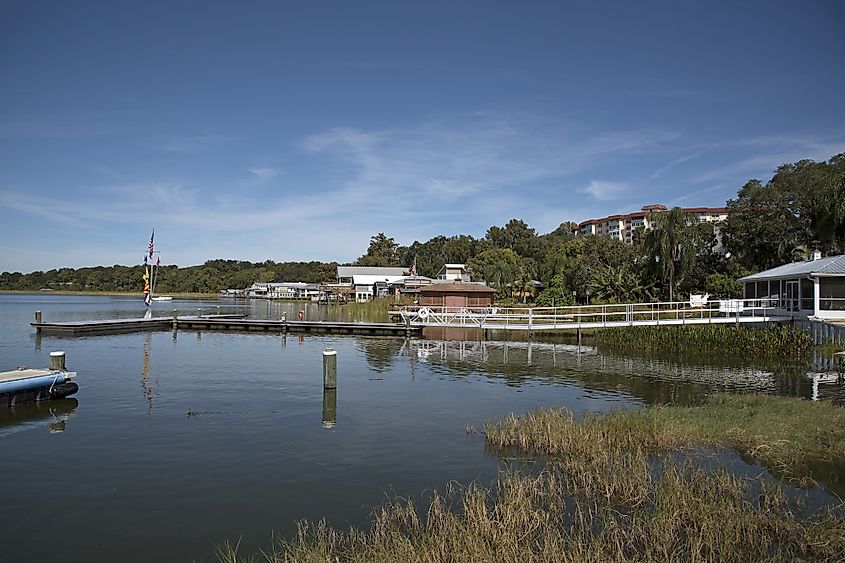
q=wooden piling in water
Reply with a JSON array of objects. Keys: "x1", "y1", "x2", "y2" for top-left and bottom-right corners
[
  {"x1": 35, "y1": 310, "x2": 42, "y2": 325},
  {"x1": 323, "y1": 348, "x2": 337, "y2": 389},
  {"x1": 49, "y1": 351, "x2": 66, "y2": 371}
]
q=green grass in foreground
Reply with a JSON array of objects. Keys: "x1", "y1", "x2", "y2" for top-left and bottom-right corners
[{"x1": 218, "y1": 395, "x2": 845, "y2": 562}]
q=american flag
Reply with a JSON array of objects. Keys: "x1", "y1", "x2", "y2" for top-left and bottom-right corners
[{"x1": 148, "y1": 230, "x2": 155, "y2": 259}]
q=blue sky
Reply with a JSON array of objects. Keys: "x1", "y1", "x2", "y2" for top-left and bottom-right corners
[{"x1": 1, "y1": 1, "x2": 844, "y2": 272}]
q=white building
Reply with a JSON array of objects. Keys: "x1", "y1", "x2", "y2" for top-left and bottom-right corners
[
  {"x1": 246, "y1": 282, "x2": 321, "y2": 300},
  {"x1": 336, "y1": 266, "x2": 408, "y2": 302},
  {"x1": 436, "y1": 264, "x2": 471, "y2": 282},
  {"x1": 574, "y1": 204, "x2": 729, "y2": 246},
  {"x1": 739, "y1": 253, "x2": 845, "y2": 320}
]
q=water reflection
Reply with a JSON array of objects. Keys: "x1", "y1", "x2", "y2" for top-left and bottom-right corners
[
  {"x1": 141, "y1": 333, "x2": 159, "y2": 414},
  {"x1": 394, "y1": 337, "x2": 845, "y2": 405},
  {"x1": 322, "y1": 388, "x2": 337, "y2": 429},
  {"x1": 0, "y1": 398, "x2": 78, "y2": 437},
  {"x1": 357, "y1": 337, "x2": 405, "y2": 373}
]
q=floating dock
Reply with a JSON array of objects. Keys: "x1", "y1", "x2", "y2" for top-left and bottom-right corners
[
  {"x1": 1, "y1": 352, "x2": 78, "y2": 408},
  {"x1": 31, "y1": 313, "x2": 420, "y2": 337}
]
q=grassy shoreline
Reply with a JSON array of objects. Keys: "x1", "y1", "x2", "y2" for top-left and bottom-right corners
[
  {"x1": 591, "y1": 325, "x2": 814, "y2": 358},
  {"x1": 219, "y1": 394, "x2": 845, "y2": 562}
]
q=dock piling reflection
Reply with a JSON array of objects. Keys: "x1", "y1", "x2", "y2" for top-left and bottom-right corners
[{"x1": 322, "y1": 388, "x2": 337, "y2": 428}]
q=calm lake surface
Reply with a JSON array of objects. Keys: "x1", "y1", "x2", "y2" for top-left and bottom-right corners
[{"x1": 0, "y1": 294, "x2": 841, "y2": 562}]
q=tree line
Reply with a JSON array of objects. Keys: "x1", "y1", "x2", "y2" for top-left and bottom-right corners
[{"x1": 3, "y1": 154, "x2": 843, "y2": 302}]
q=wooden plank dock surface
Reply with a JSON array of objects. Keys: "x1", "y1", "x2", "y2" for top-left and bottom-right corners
[{"x1": 32, "y1": 315, "x2": 419, "y2": 337}]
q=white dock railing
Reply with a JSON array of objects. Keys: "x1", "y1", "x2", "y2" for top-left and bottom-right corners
[{"x1": 395, "y1": 298, "x2": 789, "y2": 331}]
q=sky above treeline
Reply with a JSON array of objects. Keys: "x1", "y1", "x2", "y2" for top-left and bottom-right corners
[{"x1": 1, "y1": 1, "x2": 844, "y2": 273}]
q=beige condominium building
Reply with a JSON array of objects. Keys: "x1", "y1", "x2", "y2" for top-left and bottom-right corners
[{"x1": 574, "y1": 204, "x2": 728, "y2": 245}]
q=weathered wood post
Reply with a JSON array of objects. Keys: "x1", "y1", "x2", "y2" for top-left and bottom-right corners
[
  {"x1": 35, "y1": 310, "x2": 42, "y2": 324},
  {"x1": 322, "y1": 388, "x2": 337, "y2": 428},
  {"x1": 172, "y1": 309, "x2": 178, "y2": 329},
  {"x1": 323, "y1": 347, "x2": 337, "y2": 389},
  {"x1": 49, "y1": 351, "x2": 66, "y2": 371}
]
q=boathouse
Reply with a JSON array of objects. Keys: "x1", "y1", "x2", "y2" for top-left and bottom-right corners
[
  {"x1": 739, "y1": 253, "x2": 845, "y2": 320},
  {"x1": 419, "y1": 282, "x2": 496, "y2": 308}
]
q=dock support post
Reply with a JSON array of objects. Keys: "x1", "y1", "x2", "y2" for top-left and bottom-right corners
[
  {"x1": 172, "y1": 309, "x2": 178, "y2": 329},
  {"x1": 323, "y1": 347, "x2": 337, "y2": 389},
  {"x1": 35, "y1": 310, "x2": 42, "y2": 327},
  {"x1": 577, "y1": 327, "x2": 582, "y2": 347},
  {"x1": 49, "y1": 351, "x2": 66, "y2": 371}
]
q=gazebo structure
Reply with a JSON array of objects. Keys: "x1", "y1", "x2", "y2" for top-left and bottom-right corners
[{"x1": 739, "y1": 253, "x2": 845, "y2": 320}]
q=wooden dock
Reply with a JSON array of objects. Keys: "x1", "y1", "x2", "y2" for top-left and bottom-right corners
[{"x1": 31, "y1": 314, "x2": 419, "y2": 337}]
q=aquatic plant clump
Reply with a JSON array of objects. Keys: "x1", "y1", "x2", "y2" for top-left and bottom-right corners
[
  {"x1": 486, "y1": 394, "x2": 845, "y2": 487},
  {"x1": 592, "y1": 324, "x2": 813, "y2": 358}
]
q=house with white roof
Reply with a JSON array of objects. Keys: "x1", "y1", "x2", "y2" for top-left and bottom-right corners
[
  {"x1": 336, "y1": 266, "x2": 408, "y2": 302},
  {"x1": 436, "y1": 264, "x2": 470, "y2": 282},
  {"x1": 739, "y1": 253, "x2": 845, "y2": 320}
]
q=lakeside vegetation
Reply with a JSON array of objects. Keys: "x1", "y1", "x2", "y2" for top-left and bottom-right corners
[
  {"x1": 592, "y1": 325, "x2": 814, "y2": 359},
  {"x1": 5, "y1": 154, "x2": 844, "y2": 304},
  {"x1": 219, "y1": 394, "x2": 845, "y2": 562}
]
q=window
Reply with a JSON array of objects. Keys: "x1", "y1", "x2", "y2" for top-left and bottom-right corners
[
  {"x1": 800, "y1": 278, "x2": 814, "y2": 311},
  {"x1": 820, "y1": 277, "x2": 845, "y2": 311}
]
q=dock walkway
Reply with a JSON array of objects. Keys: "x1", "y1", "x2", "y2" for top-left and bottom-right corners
[
  {"x1": 32, "y1": 314, "x2": 420, "y2": 337},
  {"x1": 393, "y1": 298, "x2": 792, "y2": 332}
]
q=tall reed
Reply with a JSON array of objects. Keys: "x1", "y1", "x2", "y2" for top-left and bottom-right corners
[{"x1": 592, "y1": 325, "x2": 813, "y2": 358}]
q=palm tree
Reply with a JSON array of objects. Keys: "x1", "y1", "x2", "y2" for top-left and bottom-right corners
[{"x1": 645, "y1": 207, "x2": 693, "y2": 301}]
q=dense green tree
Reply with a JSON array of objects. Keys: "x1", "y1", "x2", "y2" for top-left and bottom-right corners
[
  {"x1": 356, "y1": 233, "x2": 401, "y2": 267},
  {"x1": 535, "y1": 275, "x2": 575, "y2": 307},
  {"x1": 467, "y1": 248, "x2": 525, "y2": 292},
  {"x1": 722, "y1": 153, "x2": 845, "y2": 272}
]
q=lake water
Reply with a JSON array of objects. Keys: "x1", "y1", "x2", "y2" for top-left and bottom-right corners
[{"x1": 0, "y1": 294, "x2": 841, "y2": 562}]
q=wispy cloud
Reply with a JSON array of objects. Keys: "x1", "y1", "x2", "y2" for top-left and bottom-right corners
[
  {"x1": 579, "y1": 180, "x2": 630, "y2": 201},
  {"x1": 650, "y1": 153, "x2": 700, "y2": 180},
  {"x1": 247, "y1": 167, "x2": 281, "y2": 181}
]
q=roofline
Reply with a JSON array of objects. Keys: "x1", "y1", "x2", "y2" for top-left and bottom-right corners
[{"x1": 739, "y1": 272, "x2": 845, "y2": 282}]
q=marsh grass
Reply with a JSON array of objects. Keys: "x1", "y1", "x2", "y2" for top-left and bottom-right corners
[
  {"x1": 592, "y1": 325, "x2": 813, "y2": 358},
  {"x1": 218, "y1": 395, "x2": 845, "y2": 562},
  {"x1": 486, "y1": 394, "x2": 845, "y2": 487},
  {"x1": 326, "y1": 299, "x2": 393, "y2": 322},
  {"x1": 219, "y1": 465, "x2": 845, "y2": 562}
]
